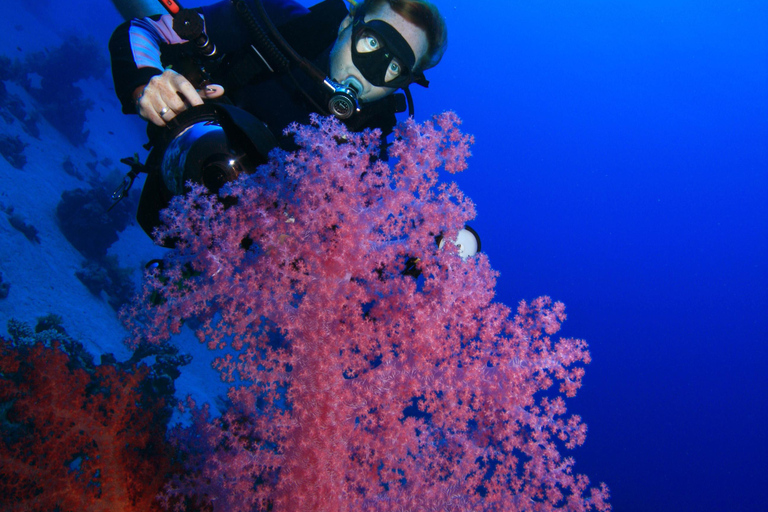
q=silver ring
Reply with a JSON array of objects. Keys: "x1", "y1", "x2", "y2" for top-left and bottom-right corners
[{"x1": 159, "y1": 107, "x2": 170, "y2": 117}]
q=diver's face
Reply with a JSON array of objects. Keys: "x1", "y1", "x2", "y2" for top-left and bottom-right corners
[{"x1": 330, "y1": 4, "x2": 429, "y2": 102}]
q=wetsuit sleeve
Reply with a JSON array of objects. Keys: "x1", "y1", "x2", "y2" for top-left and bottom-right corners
[
  {"x1": 109, "y1": 13, "x2": 197, "y2": 114},
  {"x1": 109, "y1": 0, "x2": 310, "y2": 115}
]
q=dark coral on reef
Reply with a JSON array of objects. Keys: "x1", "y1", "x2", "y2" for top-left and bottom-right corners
[
  {"x1": 56, "y1": 183, "x2": 136, "y2": 261},
  {"x1": 0, "y1": 80, "x2": 40, "y2": 139},
  {"x1": 0, "y1": 134, "x2": 27, "y2": 170},
  {"x1": 75, "y1": 256, "x2": 137, "y2": 311},
  {"x1": 1, "y1": 203, "x2": 39, "y2": 243},
  {"x1": 1, "y1": 36, "x2": 108, "y2": 146},
  {"x1": 56, "y1": 179, "x2": 140, "y2": 311},
  {"x1": 62, "y1": 155, "x2": 89, "y2": 181},
  {"x1": 0, "y1": 272, "x2": 9, "y2": 299},
  {"x1": 6, "y1": 315, "x2": 94, "y2": 370}
]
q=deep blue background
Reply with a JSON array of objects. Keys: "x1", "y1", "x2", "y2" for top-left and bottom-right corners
[
  {"x1": 418, "y1": 1, "x2": 768, "y2": 511},
  {"x1": 13, "y1": 0, "x2": 768, "y2": 510}
]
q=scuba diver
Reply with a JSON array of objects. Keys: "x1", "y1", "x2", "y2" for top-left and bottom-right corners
[
  {"x1": 110, "y1": 0, "x2": 446, "y2": 134},
  {"x1": 108, "y1": 0, "x2": 480, "y2": 259},
  {"x1": 108, "y1": 0, "x2": 447, "y2": 239}
]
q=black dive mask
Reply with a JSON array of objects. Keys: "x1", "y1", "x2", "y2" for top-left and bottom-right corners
[{"x1": 351, "y1": 14, "x2": 428, "y2": 90}]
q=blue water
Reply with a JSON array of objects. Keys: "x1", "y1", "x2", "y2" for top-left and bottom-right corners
[
  {"x1": 3, "y1": 0, "x2": 768, "y2": 510},
  {"x1": 426, "y1": 1, "x2": 768, "y2": 510}
]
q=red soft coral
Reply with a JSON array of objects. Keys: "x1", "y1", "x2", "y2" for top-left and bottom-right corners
[{"x1": 0, "y1": 338, "x2": 172, "y2": 512}]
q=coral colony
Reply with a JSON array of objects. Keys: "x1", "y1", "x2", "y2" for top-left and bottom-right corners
[
  {"x1": 0, "y1": 319, "x2": 175, "y2": 512},
  {"x1": 1, "y1": 113, "x2": 609, "y2": 511}
]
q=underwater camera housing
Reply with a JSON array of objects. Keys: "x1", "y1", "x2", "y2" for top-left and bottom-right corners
[{"x1": 136, "y1": 103, "x2": 277, "y2": 244}]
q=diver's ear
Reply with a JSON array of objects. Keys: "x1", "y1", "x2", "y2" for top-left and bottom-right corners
[{"x1": 338, "y1": 14, "x2": 353, "y2": 34}]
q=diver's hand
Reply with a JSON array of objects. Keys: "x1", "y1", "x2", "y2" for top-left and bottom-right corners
[{"x1": 133, "y1": 69, "x2": 225, "y2": 127}]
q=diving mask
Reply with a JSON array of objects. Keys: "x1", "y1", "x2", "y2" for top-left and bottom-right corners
[{"x1": 350, "y1": 15, "x2": 428, "y2": 90}]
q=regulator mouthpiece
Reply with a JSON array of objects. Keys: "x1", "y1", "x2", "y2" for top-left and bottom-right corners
[{"x1": 325, "y1": 78, "x2": 360, "y2": 120}]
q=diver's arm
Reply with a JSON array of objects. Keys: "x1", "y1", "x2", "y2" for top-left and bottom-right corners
[
  {"x1": 110, "y1": 13, "x2": 223, "y2": 125},
  {"x1": 110, "y1": 0, "x2": 314, "y2": 125},
  {"x1": 110, "y1": 0, "x2": 308, "y2": 112},
  {"x1": 109, "y1": 17, "x2": 164, "y2": 115}
]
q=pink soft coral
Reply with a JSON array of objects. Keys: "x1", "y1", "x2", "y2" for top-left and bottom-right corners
[{"x1": 125, "y1": 112, "x2": 609, "y2": 511}]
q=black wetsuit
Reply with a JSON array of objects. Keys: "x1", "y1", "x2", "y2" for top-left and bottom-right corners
[{"x1": 108, "y1": 0, "x2": 403, "y2": 144}]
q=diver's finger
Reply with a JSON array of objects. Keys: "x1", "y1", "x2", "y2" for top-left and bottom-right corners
[
  {"x1": 177, "y1": 79, "x2": 204, "y2": 107},
  {"x1": 144, "y1": 109, "x2": 167, "y2": 127},
  {"x1": 158, "y1": 104, "x2": 177, "y2": 123},
  {"x1": 164, "y1": 88, "x2": 189, "y2": 114},
  {"x1": 147, "y1": 99, "x2": 172, "y2": 127},
  {"x1": 148, "y1": 110, "x2": 168, "y2": 126},
  {"x1": 136, "y1": 93, "x2": 166, "y2": 127},
  {"x1": 198, "y1": 84, "x2": 225, "y2": 99}
]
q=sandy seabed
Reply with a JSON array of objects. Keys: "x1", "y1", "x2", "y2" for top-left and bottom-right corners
[{"x1": 0, "y1": 2, "x2": 229, "y2": 409}]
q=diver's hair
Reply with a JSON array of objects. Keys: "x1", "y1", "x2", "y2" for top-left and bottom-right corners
[{"x1": 350, "y1": 0, "x2": 448, "y2": 71}]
